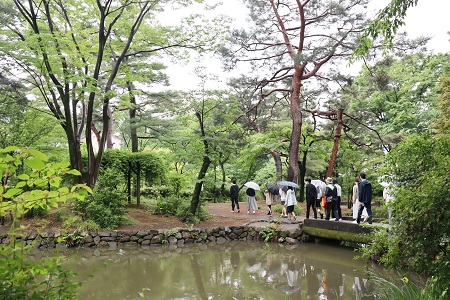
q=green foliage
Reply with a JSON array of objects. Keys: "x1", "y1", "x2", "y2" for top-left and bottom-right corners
[
  {"x1": 0, "y1": 147, "x2": 89, "y2": 299},
  {"x1": 0, "y1": 237, "x2": 81, "y2": 299},
  {"x1": 372, "y1": 273, "x2": 447, "y2": 300},
  {"x1": 260, "y1": 223, "x2": 283, "y2": 242},
  {"x1": 0, "y1": 146, "x2": 92, "y2": 224},
  {"x1": 58, "y1": 230, "x2": 87, "y2": 248},
  {"x1": 156, "y1": 196, "x2": 185, "y2": 217},
  {"x1": 102, "y1": 150, "x2": 165, "y2": 184},
  {"x1": 362, "y1": 133, "x2": 450, "y2": 296},
  {"x1": 86, "y1": 168, "x2": 128, "y2": 229},
  {"x1": 155, "y1": 196, "x2": 209, "y2": 224},
  {"x1": 273, "y1": 204, "x2": 302, "y2": 216},
  {"x1": 342, "y1": 54, "x2": 449, "y2": 150},
  {"x1": 354, "y1": 0, "x2": 419, "y2": 57}
]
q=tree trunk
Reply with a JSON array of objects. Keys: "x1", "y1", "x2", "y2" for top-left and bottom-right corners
[
  {"x1": 189, "y1": 155, "x2": 211, "y2": 216},
  {"x1": 299, "y1": 151, "x2": 308, "y2": 202},
  {"x1": 127, "y1": 168, "x2": 131, "y2": 204},
  {"x1": 271, "y1": 151, "x2": 283, "y2": 181},
  {"x1": 220, "y1": 160, "x2": 226, "y2": 197},
  {"x1": 188, "y1": 110, "x2": 212, "y2": 217},
  {"x1": 128, "y1": 81, "x2": 139, "y2": 153},
  {"x1": 326, "y1": 109, "x2": 344, "y2": 178},
  {"x1": 287, "y1": 68, "x2": 304, "y2": 185},
  {"x1": 136, "y1": 162, "x2": 141, "y2": 207}
]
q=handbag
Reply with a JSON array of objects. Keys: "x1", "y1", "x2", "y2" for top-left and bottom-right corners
[{"x1": 321, "y1": 196, "x2": 327, "y2": 208}]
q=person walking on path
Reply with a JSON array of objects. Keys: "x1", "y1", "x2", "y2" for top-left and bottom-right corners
[
  {"x1": 230, "y1": 179, "x2": 240, "y2": 213},
  {"x1": 264, "y1": 189, "x2": 274, "y2": 215},
  {"x1": 357, "y1": 172, "x2": 373, "y2": 224},
  {"x1": 305, "y1": 178, "x2": 318, "y2": 219},
  {"x1": 352, "y1": 178, "x2": 368, "y2": 222},
  {"x1": 383, "y1": 184, "x2": 394, "y2": 224},
  {"x1": 324, "y1": 177, "x2": 339, "y2": 221},
  {"x1": 352, "y1": 178, "x2": 360, "y2": 220},
  {"x1": 279, "y1": 186, "x2": 288, "y2": 218},
  {"x1": 285, "y1": 186, "x2": 298, "y2": 221},
  {"x1": 315, "y1": 182, "x2": 324, "y2": 219},
  {"x1": 333, "y1": 179, "x2": 342, "y2": 220},
  {"x1": 246, "y1": 187, "x2": 258, "y2": 214}
]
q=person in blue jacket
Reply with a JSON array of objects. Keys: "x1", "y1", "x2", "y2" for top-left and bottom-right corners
[{"x1": 356, "y1": 172, "x2": 373, "y2": 224}]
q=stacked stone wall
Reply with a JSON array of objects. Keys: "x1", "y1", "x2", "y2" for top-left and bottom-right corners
[{"x1": 0, "y1": 225, "x2": 304, "y2": 248}]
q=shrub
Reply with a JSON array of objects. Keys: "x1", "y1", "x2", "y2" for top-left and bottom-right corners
[
  {"x1": 0, "y1": 237, "x2": 81, "y2": 299},
  {"x1": 155, "y1": 196, "x2": 209, "y2": 224},
  {"x1": 273, "y1": 204, "x2": 302, "y2": 215},
  {"x1": 0, "y1": 146, "x2": 90, "y2": 299},
  {"x1": 86, "y1": 168, "x2": 127, "y2": 229}
]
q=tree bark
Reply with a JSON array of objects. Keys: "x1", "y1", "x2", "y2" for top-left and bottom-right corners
[
  {"x1": 271, "y1": 151, "x2": 283, "y2": 181},
  {"x1": 326, "y1": 109, "x2": 344, "y2": 178}
]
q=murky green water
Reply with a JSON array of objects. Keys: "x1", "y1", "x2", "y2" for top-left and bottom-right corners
[{"x1": 31, "y1": 242, "x2": 396, "y2": 299}]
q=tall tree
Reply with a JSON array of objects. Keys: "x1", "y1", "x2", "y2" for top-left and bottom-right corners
[
  {"x1": 175, "y1": 88, "x2": 244, "y2": 218},
  {"x1": 0, "y1": 0, "x2": 225, "y2": 188},
  {"x1": 222, "y1": 0, "x2": 376, "y2": 184}
]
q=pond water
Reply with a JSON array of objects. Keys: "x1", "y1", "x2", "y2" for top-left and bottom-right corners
[{"x1": 31, "y1": 241, "x2": 397, "y2": 299}]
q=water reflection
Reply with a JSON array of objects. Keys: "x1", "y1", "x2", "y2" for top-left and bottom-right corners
[{"x1": 30, "y1": 242, "x2": 392, "y2": 299}]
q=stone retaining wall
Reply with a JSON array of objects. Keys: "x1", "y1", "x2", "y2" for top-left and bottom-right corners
[{"x1": 0, "y1": 224, "x2": 304, "y2": 248}]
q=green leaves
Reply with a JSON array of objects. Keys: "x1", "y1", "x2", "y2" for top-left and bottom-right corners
[{"x1": 0, "y1": 146, "x2": 91, "y2": 221}]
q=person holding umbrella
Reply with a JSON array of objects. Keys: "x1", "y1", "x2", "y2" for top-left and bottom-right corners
[
  {"x1": 264, "y1": 189, "x2": 274, "y2": 215},
  {"x1": 279, "y1": 186, "x2": 288, "y2": 218},
  {"x1": 285, "y1": 186, "x2": 298, "y2": 221},
  {"x1": 264, "y1": 184, "x2": 278, "y2": 216},
  {"x1": 244, "y1": 181, "x2": 259, "y2": 214}
]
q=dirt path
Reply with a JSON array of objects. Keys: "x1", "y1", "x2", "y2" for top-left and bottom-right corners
[{"x1": 1, "y1": 201, "x2": 345, "y2": 233}]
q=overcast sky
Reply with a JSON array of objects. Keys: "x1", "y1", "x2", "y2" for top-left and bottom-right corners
[{"x1": 157, "y1": 0, "x2": 450, "y2": 91}]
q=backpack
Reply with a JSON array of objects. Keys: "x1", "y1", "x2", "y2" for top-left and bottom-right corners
[{"x1": 325, "y1": 185, "x2": 336, "y2": 203}]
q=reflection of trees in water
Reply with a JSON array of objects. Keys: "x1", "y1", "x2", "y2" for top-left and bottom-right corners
[
  {"x1": 31, "y1": 242, "x2": 384, "y2": 299},
  {"x1": 190, "y1": 255, "x2": 207, "y2": 300}
]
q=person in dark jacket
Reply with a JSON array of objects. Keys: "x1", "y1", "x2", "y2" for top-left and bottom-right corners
[
  {"x1": 324, "y1": 177, "x2": 339, "y2": 221},
  {"x1": 230, "y1": 179, "x2": 240, "y2": 213},
  {"x1": 357, "y1": 172, "x2": 373, "y2": 224},
  {"x1": 305, "y1": 178, "x2": 318, "y2": 219}
]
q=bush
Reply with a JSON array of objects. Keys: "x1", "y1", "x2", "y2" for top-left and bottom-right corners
[
  {"x1": 155, "y1": 196, "x2": 184, "y2": 217},
  {"x1": 273, "y1": 204, "x2": 302, "y2": 215},
  {"x1": 0, "y1": 146, "x2": 90, "y2": 299},
  {"x1": 155, "y1": 196, "x2": 209, "y2": 224},
  {"x1": 85, "y1": 168, "x2": 127, "y2": 229},
  {"x1": 0, "y1": 238, "x2": 81, "y2": 299}
]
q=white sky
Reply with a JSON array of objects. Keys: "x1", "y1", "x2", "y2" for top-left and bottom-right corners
[{"x1": 157, "y1": 0, "x2": 450, "y2": 91}]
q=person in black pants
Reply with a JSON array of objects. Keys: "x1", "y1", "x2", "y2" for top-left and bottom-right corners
[
  {"x1": 230, "y1": 179, "x2": 240, "y2": 213},
  {"x1": 357, "y1": 172, "x2": 373, "y2": 224},
  {"x1": 324, "y1": 177, "x2": 339, "y2": 221},
  {"x1": 333, "y1": 179, "x2": 342, "y2": 220},
  {"x1": 305, "y1": 178, "x2": 317, "y2": 219}
]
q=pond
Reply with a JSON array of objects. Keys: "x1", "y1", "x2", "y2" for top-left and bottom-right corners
[{"x1": 31, "y1": 241, "x2": 396, "y2": 299}]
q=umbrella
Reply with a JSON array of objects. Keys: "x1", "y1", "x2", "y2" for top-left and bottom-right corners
[
  {"x1": 244, "y1": 181, "x2": 260, "y2": 190},
  {"x1": 311, "y1": 179, "x2": 326, "y2": 190},
  {"x1": 266, "y1": 183, "x2": 279, "y2": 195},
  {"x1": 277, "y1": 181, "x2": 299, "y2": 188}
]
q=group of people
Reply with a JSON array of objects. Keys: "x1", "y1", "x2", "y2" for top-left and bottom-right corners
[
  {"x1": 305, "y1": 173, "x2": 373, "y2": 224},
  {"x1": 230, "y1": 172, "x2": 373, "y2": 224},
  {"x1": 229, "y1": 179, "x2": 298, "y2": 220}
]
